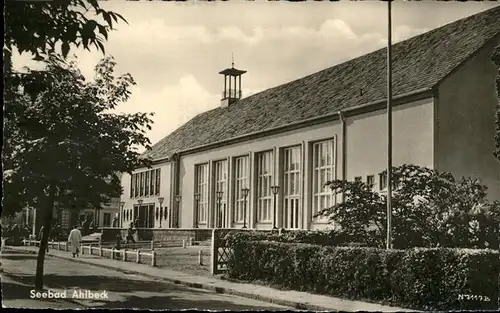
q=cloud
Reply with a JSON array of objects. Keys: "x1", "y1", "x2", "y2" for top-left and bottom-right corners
[{"x1": 118, "y1": 75, "x2": 221, "y2": 145}]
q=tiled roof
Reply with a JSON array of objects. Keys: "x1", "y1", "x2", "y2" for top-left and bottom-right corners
[{"x1": 143, "y1": 6, "x2": 500, "y2": 161}]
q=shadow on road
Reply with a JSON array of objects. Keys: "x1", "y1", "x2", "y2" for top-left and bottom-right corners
[
  {"x1": 2, "y1": 254, "x2": 38, "y2": 261},
  {"x1": 1, "y1": 251, "x2": 287, "y2": 310}
]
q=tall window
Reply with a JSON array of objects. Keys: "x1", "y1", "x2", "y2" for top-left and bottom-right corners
[
  {"x1": 367, "y1": 175, "x2": 375, "y2": 189},
  {"x1": 103, "y1": 213, "x2": 111, "y2": 227},
  {"x1": 283, "y1": 146, "x2": 302, "y2": 228},
  {"x1": 379, "y1": 172, "x2": 387, "y2": 190},
  {"x1": 145, "y1": 171, "x2": 150, "y2": 196},
  {"x1": 195, "y1": 164, "x2": 209, "y2": 224},
  {"x1": 140, "y1": 172, "x2": 145, "y2": 196},
  {"x1": 256, "y1": 151, "x2": 273, "y2": 222},
  {"x1": 155, "y1": 169, "x2": 161, "y2": 195},
  {"x1": 312, "y1": 140, "x2": 335, "y2": 221},
  {"x1": 150, "y1": 169, "x2": 156, "y2": 196},
  {"x1": 134, "y1": 174, "x2": 139, "y2": 198},
  {"x1": 130, "y1": 175, "x2": 135, "y2": 198},
  {"x1": 234, "y1": 156, "x2": 249, "y2": 223},
  {"x1": 214, "y1": 160, "x2": 228, "y2": 227}
]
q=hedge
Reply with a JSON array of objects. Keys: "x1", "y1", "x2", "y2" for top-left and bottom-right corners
[
  {"x1": 226, "y1": 229, "x2": 378, "y2": 247},
  {"x1": 226, "y1": 234, "x2": 499, "y2": 311}
]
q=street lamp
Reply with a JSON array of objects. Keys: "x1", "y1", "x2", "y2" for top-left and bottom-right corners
[
  {"x1": 241, "y1": 188, "x2": 250, "y2": 229},
  {"x1": 175, "y1": 195, "x2": 182, "y2": 228},
  {"x1": 120, "y1": 201, "x2": 125, "y2": 228},
  {"x1": 270, "y1": 186, "x2": 280, "y2": 229},
  {"x1": 194, "y1": 193, "x2": 201, "y2": 228},
  {"x1": 158, "y1": 197, "x2": 164, "y2": 228},
  {"x1": 216, "y1": 191, "x2": 224, "y2": 228}
]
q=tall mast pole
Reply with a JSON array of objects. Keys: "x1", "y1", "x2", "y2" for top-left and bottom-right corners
[{"x1": 386, "y1": 0, "x2": 393, "y2": 250}]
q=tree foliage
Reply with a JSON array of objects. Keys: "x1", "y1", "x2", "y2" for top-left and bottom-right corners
[
  {"x1": 4, "y1": 0, "x2": 126, "y2": 59},
  {"x1": 3, "y1": 56, "x2": 153, "y2": 289},
  {"x1": 5, "y1": 56, "x2": 153, "y2": 214},
  {"x1": 492, "y1": 44, "x2": 500, "y2": 162},
  {"x1": 318, "y1": 165, "x2": 500, "y2": 249}
]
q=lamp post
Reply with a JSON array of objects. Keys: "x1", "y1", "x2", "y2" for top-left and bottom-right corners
[
  {"x1": 241, "y1": 188, "x2": 250, "y2": 229},
  {"x1": 119, "y1": 201, "x2": 125, "y2": 228},
  {"x1": 158, "y1": 197, "x2": 164, "y2": 228},
  {"x1": 93, "y1": 207, "x2": 97, "y2": 231},
  {"x1": 194, "y1": 193, "x2": 200, "y2": 228},
  {"x1": 175, "y1": 195, "x2": 182, "y2": 228},
  {"x1": 32, "y1": 207, "x2": 37, "y2": 237},
  {"x1": 137, "y1": 199, "x2": 143, "y2": 228},
  {"x1": 270, "y1": 186, "x2": 280, "y2": 229},
  {"x1": 216, "y1": 191, "x2": 224, "y2": 228}
]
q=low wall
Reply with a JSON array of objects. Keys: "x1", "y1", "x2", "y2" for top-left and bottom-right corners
[{"x1": 101, "y1": 228, "x2": 213, "y2": 243}]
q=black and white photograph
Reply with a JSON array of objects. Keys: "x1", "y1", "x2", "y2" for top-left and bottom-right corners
[{"x1": 2, "y1": 0, "x2": 500, "y2": 311}]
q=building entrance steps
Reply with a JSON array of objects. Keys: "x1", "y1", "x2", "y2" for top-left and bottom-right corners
[{"x1": 4, "y1": 245, "x2": 417, "y2": 312}]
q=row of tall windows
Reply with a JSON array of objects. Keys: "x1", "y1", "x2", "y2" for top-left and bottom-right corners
[
  {"x1": 193, "y1": 139, "x2": 336, "y2": 226},
  {"x1": 130, "y1": 169, "x2": 161, "y2": 198}
]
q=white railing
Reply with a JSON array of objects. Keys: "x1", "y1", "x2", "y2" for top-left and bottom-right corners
[{"x1": 22, "y1": 239, "x2": 157, "y2": 267}]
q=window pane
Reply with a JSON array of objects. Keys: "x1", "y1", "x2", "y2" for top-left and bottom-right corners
[
  {"x1": 145, "y1": 171, "x2": 150, "y2": 196},
  {"x1": 130, "y1": 175, "x2": 134, "y2": 198}
]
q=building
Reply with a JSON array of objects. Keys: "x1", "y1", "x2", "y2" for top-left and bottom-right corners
[{"x1": 120, "y1": 7, "x2": 500, "y2": 230}]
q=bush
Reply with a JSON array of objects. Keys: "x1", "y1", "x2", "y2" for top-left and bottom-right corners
[
  {"x1": 225, "y1": 229, "x2": 376, "y2": 248},
  {"x1": 319, "y1": 165, "x2": 500, "y2": 249},
  {"x1": 227, "y1": 237, "x2": 499, "y2": 311}
]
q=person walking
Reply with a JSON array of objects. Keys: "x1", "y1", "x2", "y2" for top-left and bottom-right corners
[
  {"x1": 67, "y1": 225, "x2": 82, "y2": 258},
  {"x1": 126, "y1": 223, "x2": 135, "y2": 244}
]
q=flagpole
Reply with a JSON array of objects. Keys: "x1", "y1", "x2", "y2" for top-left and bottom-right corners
[{"x1": 386, "y1": 0, "x2": 393, "y2": 250}]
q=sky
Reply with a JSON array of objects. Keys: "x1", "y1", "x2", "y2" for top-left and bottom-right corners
[{"x1": 13, "y1": 0, "x2": 499, "y2": 148}]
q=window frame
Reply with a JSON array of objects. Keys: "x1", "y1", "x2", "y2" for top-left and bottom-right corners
[
  {"x1": 233, "y1": 155, "x2": 249, "y2": 223},
  {"x1": 213, "y1": 159, "x2": 228, "y2": 226},
  {"x1": 311, "y1": 139, "x2": 336, "y2": 222},
  {"x1": 255, "y1": 150, "x2": 274, "y2": 223},
  {"x1": 155, "y1": 169, "x2": 161, "y2": 196},
  {"x1": 195, "y1": 163, "x2": 210, "y2": 224}
]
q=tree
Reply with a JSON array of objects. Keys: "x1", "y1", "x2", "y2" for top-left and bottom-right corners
[
  {"x1": 492, "y1": 44, "x2": 500, "y2": 162},
  {"x1": 3, "y1": 55, "x2": 153, "y2": 289},
  {"x1": 4, "y1": 0, "x2": 126, "y2": 60},
  {"x1": 3, "y1": 0, "x2": 129, "y2": 216},
  {"x1": 318, "y1": 165, "x2": 500, "y2": 249}
]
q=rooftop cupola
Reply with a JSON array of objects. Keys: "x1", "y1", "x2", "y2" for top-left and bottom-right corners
[{"x1": 219, "y1": 56, "x2": 246, "y2": 108}]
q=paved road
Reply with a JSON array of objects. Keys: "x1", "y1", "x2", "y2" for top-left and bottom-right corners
[{"x1": 1, "y1": 250, "x2": 289, "y2": 310}]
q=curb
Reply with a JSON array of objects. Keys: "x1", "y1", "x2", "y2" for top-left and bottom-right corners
[{"x1": 4, "y1": 246, "x2": 326, "y2": 311}]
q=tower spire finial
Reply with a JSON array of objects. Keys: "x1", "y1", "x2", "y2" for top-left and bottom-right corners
[{"x1": 232, "y1": 53, "x2": 234, "y2": 68}]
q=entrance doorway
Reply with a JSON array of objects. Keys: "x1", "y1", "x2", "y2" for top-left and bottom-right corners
[{"x1": 137, "y1": 204, "x2": 154, "y2": 228}]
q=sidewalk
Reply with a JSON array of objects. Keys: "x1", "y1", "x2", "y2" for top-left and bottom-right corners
[{"x1": 4, "y1": 245, "x2": 416, "y2": 312}]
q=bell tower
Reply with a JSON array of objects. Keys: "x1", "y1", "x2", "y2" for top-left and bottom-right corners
[{"x1": 219, "y1": 55, "x2": 246, "y2": 108}]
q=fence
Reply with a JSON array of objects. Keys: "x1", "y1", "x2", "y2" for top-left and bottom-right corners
[
  {"x1": 23, "y1": 228, "x2": 268, "y2": 275},
  {"x1": 209, "y1": 228, "x2": 275, "y2": 275},
  {"x1": 22, "y1": 239, "x2": 157, "y2": 267}
]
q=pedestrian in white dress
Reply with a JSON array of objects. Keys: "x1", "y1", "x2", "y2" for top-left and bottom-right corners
[{"x1": 67, "y1": 225, "x2": 82, "y2": 258}]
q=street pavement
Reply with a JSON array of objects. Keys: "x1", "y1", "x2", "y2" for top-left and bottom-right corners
[{"x1": 1, "y1": 250, "x2": 290, "y2": 310}]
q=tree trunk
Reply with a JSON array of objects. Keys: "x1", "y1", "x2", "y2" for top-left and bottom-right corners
[{"x1": 34, "y1": 187, "x2": 56, "y2": 291}]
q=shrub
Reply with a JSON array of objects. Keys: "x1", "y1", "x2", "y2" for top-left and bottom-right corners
[
  {"x1": 319, "y1": 165, "x2": 500, "y2": 249},
  {"x1": 227, "y1": 238, "x2": 499, "y2": 311},
  {"x1": 225, "y1": 229, "x2": 376, "y2": 248}
]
